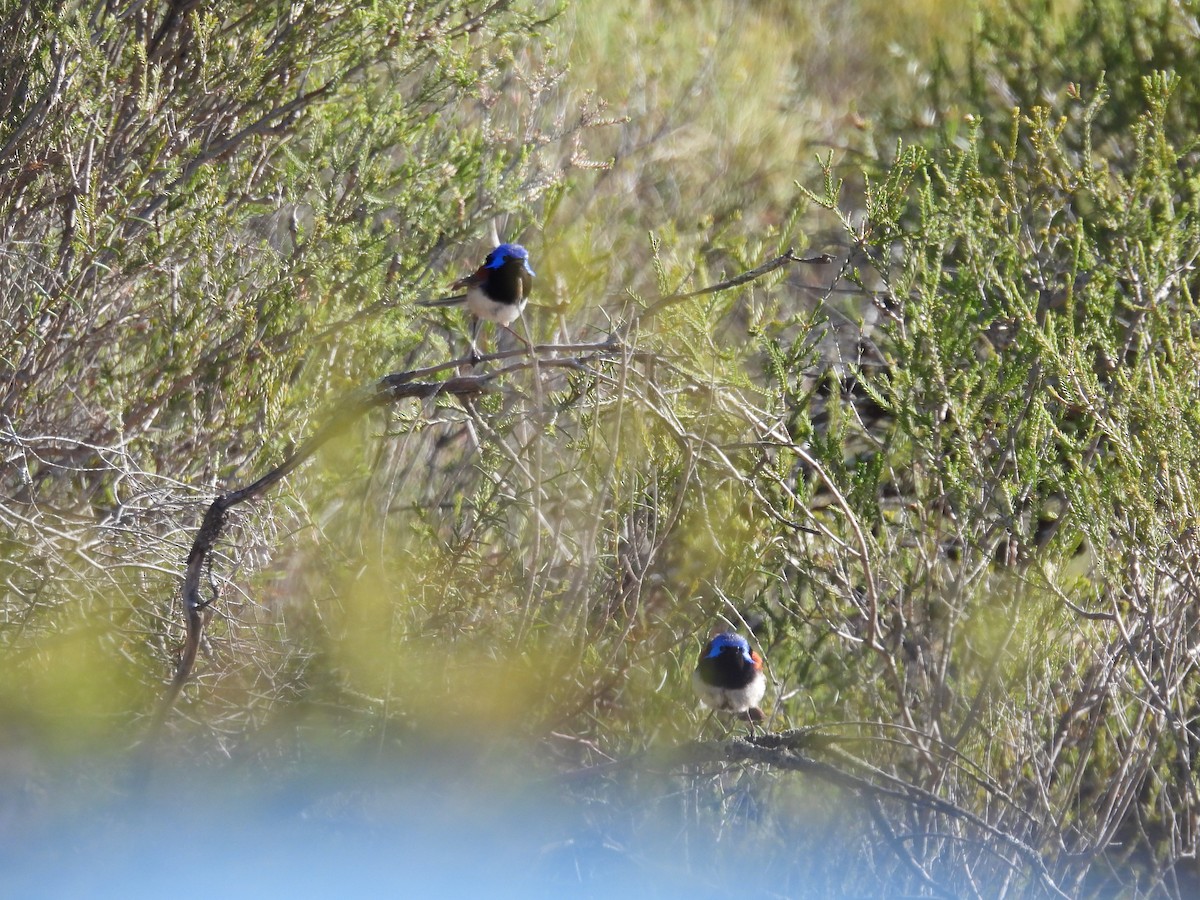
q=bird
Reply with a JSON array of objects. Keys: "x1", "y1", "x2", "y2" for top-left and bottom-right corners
[
  {"x1": 692, "y1": 631, "x2": 766, "y2": 725},
  {"x1": 417, "y1": 242, "x2": 535, "y2": 361}
]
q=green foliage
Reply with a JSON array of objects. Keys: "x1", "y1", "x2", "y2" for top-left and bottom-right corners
[
  {"x1": 785, "y1": 7, "x2": 1200, "y2": 889},
  {"x1": 0, "y1": 0, "x2": 593, "y2": 650},
  {"x1": 5, "y1": 0, "x2": 1200, "y2": 895}
]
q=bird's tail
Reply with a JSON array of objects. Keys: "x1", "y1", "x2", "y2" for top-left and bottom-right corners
[{"x1": 415, "y1": 293, "x2": 468, "y2": 307}]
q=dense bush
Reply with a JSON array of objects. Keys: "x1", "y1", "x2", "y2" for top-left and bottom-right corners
[
  {"x1": 0, "y1": 0, "x2": 588, "y2": 656},
  {"x1": 3, "y1": 0, "x2": 1200, "y2": 896}
]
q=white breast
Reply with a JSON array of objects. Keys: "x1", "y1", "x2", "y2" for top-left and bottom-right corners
[
  {"x1": 465, "y1": 284, "x2": 526, "y2": 327},
  {"x1": 691, "y1": 668, "x2": 766, "y2": 713}
]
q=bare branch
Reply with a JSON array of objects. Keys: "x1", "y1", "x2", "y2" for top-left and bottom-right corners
[{"x1": 637, "y1": 248, "x2": 835, "y2": 320}]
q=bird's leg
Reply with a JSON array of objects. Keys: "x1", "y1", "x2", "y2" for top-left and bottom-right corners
[
  {"x1": 744, "y1": 707, "x2": 765, "y2": 738},
  {"x1": 468, "y1": 317, "x2": 482, "y2": 365},
  {"x1": 501, "y1": 321, "x2": 533, "y2": 352}
]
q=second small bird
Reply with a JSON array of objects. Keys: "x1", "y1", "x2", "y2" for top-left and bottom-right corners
[
  {"x1": 692, "y1": 632, "x2": 766, "y2": 725},
  {"x1": 419, "y1": 242, "x2": 535, "y2": 361}
]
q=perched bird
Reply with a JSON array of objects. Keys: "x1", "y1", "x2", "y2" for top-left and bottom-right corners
[
  {"x1": 692, "y1": 631, "x2": 766, "y2": 723},
  {"x1": 418, "y1": 242, "x2": 535, "y2": 360}
]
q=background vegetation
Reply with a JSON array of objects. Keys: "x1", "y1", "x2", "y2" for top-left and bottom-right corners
[{"x1": 3, "y1": 0, "x2": 1199, "y2": 895}]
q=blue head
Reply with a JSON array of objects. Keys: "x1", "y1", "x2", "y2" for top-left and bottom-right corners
[
  {"x1": 704, "y1": 632, "x2": 756, "y2": 665},
  {"x1": 484, "y1": 243, "x2": 535, "y2": 277}
]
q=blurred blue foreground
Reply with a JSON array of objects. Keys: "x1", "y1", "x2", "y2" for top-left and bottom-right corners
[{"x1": 1, "y1": 757, "x2": 831, "y2": 899}]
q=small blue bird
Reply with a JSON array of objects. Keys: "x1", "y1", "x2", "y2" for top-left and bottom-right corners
[
  {"x1": 692, "y1": 632, "x2": 766, "y2": 724},
  {"x1": 418, "y1": 242, "x2": 535, "y2": 361}
]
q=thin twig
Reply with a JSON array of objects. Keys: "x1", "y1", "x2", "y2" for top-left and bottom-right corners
[{"x1": 637, "y1": 249, "x2": 834, "y2": 320}]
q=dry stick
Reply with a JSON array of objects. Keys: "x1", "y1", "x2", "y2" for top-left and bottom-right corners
[
  {"x1": 516, "y1": 307, "x2": 546, "y2": 642},
  {"x1": 557, "y1": 732, "x2": 1067, "y2": 898},
  {"x1": 636, "y1": 248, "x2": 834, "y2": 320},
  {"x1": 674, "y1": 737, "x2": 1070, "y2": 900},
  {"x1": 147, "y1": 371, "x2": 498, "y2": 737}
]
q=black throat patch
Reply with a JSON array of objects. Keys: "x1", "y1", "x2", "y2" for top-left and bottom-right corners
[
  {"x1": 696, "y1": 650, "x2": 758, "y2": 690},
  {"x1": 482, "y1": 258, "x2": 532, "y2": 306}
]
